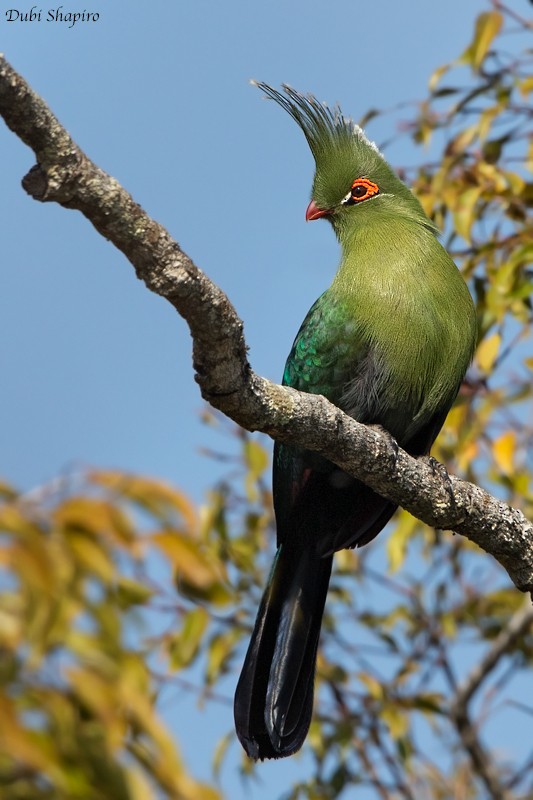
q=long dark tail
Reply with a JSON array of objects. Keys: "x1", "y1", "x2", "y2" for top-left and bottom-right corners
[{"x1": 234, "y1": 543, "x2": 333, "y2": 759}]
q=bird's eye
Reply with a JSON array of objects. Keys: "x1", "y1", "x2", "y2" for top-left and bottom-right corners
[
  {"x1": 341, "y1": 177, "x2": 380, "y2": 205},
  {"x1": 351, "y1": 184, "x2": 368, "y2": 198}
]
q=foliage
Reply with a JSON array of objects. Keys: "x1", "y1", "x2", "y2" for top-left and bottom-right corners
[
  {"x1": 1, "y1": 2, "x2": 533, "y2": 799},
  {"x1": 0, "y1": 471, "x2": 227, "y2": 799},
  {"x1": 405, "y1": 3, "x2": 533, "y2": 515}
]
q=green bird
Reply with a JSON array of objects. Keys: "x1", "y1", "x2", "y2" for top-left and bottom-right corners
[{"x1": 234, "y1": 84, "x2": 477, "y2": 760}]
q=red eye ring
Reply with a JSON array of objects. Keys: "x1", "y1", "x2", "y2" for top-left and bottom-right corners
[{"x1": 350, "y1": 178, "x2": 379, "y2": 202}]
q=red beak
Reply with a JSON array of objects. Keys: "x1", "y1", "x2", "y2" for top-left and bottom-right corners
[{"x1": 305, "y1": 199, "x2": 330, "y2": 221}]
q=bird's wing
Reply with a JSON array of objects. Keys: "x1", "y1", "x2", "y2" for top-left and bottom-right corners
[{"x1": 274, "y1": 292, "x2": 452, "y2": 554}]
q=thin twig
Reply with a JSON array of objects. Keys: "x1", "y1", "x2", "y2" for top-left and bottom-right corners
[
  {"x1": 448, "y1": 599, "x2": 533, "y2": 799},
  {"x1": 452, "y1": 598, "x2": 533, "y2": 711}
]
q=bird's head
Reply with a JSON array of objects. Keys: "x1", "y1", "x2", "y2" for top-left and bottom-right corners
[{"x1": 253, "y1": 82, "x2": 433, "y2": 240}]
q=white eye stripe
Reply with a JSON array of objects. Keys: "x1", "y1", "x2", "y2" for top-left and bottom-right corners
[{"x1": 340, "y1": 190, "x2": 389, "y2": 207}]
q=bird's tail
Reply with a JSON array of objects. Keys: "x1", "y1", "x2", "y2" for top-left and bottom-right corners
[{"x1": 234, "y1": 543, "x2": 333, "y2": 759}]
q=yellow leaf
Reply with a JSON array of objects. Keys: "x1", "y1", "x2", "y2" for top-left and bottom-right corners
[
  {"x1": 477, "y1": 161, "x2": 507, "y2": 191},
  {"x1": 493, "y1": 431, "x2": 516, "y2": 475},
  {"x1": 504, "y1": 170, "x2": 525, "y2": 196},
  {"x1": 169, "y1": 607, "x2": 209, "y2": 670},
  {"x1": 428, "y1": 63, "x2": 449, "y2": 93},
  {"x1": 477, "y1": 106, "x2": 499, "y2": 143},
  {"x1": 54, "y1": 497, "x2": 134, "y2": 546},
  {"x1": 212, "y1": 731, "x2": 233, "y2": 780},
  {"x1": 206, "y1": 630, "x2": 240, "y2": 683},
  {"x1": 519, "y1": 76, "x2": 533, "y2": 98},
  {"x1": 358, "y1": 673, "x2": 384, "y2": 700},
  {"x1": 387, "y1": 512, "x2": 417, "y2": 573},
  {"x1": 154, "y1": 531, "x2": 217, "y2": 587},
  {"x1": 462, "y1": 11, "x2": 503, "y2": 70},
  {"x1": 9, "y1": 539, "x2": 54, "y2": 593},
  {"x1": 116, "y1": 577, "x2": 154, "y2": 607},
  {"x1": 90, "y1": 470, "x2": 198, "y2": 533},
  {"x1": 0, "y1": 696, "x2": 61, "y2": 776},
  {"x1": 67, "y1": 530, "x2": 114, "y2": 581},
  {"x1": 382, "y1": 706, "x2": 408, "y2": 740},
  {"x1": 447, "y1": 125, "x2": 478, "y2": 156},
  {"x1": 0, "y1": 504, "x2": 43, "y2": 539},
  {"x1": 0, "y1": 480, "x2": 18, "y2": 500},
  {"x1": 124, "y1": 768, "x2": 156, "y2": 800},
  {"x1": 453, "y1": 187, "x2": 483, "y2": 243},
  {"x1": 441, "y1": 611, "x2": 457, "y2": 638},
  {"x1": 153, "y1": 531, "x2": 231, "y2": 604},
  {"x1": 243, "y1": 439, "x2": 269, "y2": 501},
  {"x1": 244, "y1": 439, "x2": 268, "y2": 475},
  {"x1": 68, "y1": 667, "x2": 118, "y2": 721},
  {"x1": 475, "y1": 332, "x2": 500, "y2": 373},
  {"x1": 457, "y1": 440, "x2": 479, "y2": 473}
]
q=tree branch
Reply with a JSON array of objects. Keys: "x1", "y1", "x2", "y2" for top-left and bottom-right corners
[{"x1": 1, "y1": 54, "x2": 532, "y2": 595}]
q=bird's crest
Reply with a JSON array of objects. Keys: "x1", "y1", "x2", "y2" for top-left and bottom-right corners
[{"x1": 252, "y1": 81, "x2": 381, "y2": 164}]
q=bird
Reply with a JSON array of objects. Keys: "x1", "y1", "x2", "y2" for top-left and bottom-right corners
[{"x1": 233, "y1": 83, "x2": 477, "y2": 760}]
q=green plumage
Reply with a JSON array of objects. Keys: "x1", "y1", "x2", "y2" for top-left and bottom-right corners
[{"x1": 234, "y1": 84, "x2": 477, "y2": 760}]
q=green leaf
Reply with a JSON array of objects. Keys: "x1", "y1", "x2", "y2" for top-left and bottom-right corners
[
  {"x1": 116, "y1": 577, "x2": 155, "y2": 608},
  {"x1": 169, "y1": 607, "x2": 209, "y2": 670}
]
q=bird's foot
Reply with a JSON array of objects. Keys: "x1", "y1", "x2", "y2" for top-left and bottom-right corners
[
  {"x1": 371, "y1": 424, "x2": 399, "y2": 468},
  {"x1": 425, "y1": 455, "x2": 458, "y2": 528}
]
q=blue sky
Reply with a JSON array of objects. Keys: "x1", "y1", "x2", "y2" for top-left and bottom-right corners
[{"x1": 0, "y1": 1, "x2": 511, "y2": 797}]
